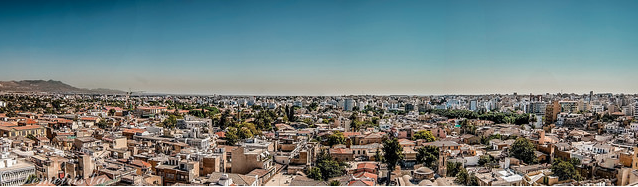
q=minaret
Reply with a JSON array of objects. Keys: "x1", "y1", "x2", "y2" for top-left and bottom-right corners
[{"x1": 438, "y1": 144, "x2": 447, "y2": 177}]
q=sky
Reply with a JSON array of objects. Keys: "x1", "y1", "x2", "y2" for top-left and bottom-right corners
[{"x1": 1, "y1": 0, "x2": 637, "y2": 95}]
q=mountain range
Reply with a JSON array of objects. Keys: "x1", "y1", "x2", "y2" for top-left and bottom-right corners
[{"x1": 0, "y1": 80, "x2": 125, "y2": 94}]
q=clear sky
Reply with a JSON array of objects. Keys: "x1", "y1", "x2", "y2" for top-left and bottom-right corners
[{"x1": 1, "y1": 0, "x2": 637, "y2": 95}]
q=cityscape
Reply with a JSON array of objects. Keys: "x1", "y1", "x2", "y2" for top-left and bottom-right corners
[{"x1": 2, "y1": 0, "x2": 638, "y2": 186}]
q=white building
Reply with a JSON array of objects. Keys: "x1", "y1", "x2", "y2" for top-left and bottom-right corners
[
  {"x1": 0, "y1": 138, "x2": 35, "y2": 186},
  {"x1": 469, "y1": 100, "x2": 478, "y2": 111}
]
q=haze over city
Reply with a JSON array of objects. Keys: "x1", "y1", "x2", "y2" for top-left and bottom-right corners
[{"x1": 1, "y1": 0, "x2": 637, "y2": 95}]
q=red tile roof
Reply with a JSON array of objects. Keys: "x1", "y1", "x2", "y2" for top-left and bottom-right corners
[
  {"x1": 357, "y1": 162, "x2": 377, "y2": 170},
  {"x1": 330, "y1": 148, "x2": 352, "y2": 154},
  {"x1": 215, "y1": 132, "x2": 226, "y2": 138},
  {"x1": 122, "y1": 128, "x2": 146, "y2": 134},
  {"x1": 343, "y1": 132, "x2": 362, "y2": 137},
  {"x1": 354, "y1": 171, "x2": 378, "y2": 181}
]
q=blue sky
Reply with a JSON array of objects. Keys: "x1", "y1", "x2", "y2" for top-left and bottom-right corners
[{"x1": 1, "y1": 0, "x2": 637, "y2": 95}]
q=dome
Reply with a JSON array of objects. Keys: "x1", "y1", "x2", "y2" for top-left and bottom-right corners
[{"x1": 415, "y1": 167, "x2": 434, "y2": 174}]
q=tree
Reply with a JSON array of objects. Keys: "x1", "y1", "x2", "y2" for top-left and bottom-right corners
[
  {"x1": 97, "y1": 120, "x2": 109, "y2": 129},
  {"x1": 225, "y1": 127, "x2": 240, "y2": 146},
  {"x1": 454, "y1": 168, "x2": 469, "y2": 185},
  {"x1": 352, "y1": 106, "x2": 360, "y2": 111},
  {"x1": 374, "y1": 147, "x2": 384, "y2": 162},
  {"x1": 382, "y1": 137, "x2": 403, "y2": 186},
  {"x1": 478, "y1": 155, "x2": 498, "y2": 168},
  {"x1": 314, "y1": 150, "x2": 346, "y2": 181},
  {"x1": 307, "y1": 102, "x2": 319, "y2": 111},
  {"x1": 412, "y1": 130, "x2": 436, "y2": 142},
  {"x1": 307, "y1": 167, "x2": 323, "y2": 180},
  {"x1": 329, "y1": 180, "x2": 340, "y2": 186},
  {"x1": 350, "y1": 120, "x2": 363, "y2": 132},
  {"x1": 446, "y1": 161, "x2": 464, "y2": 177},
  {"x1": 327, "y1": 131, "x2": 346, "y2": 146},
  {"x1": 416, "y1": 145, "x2": 439, "y2": 171},
  {"x1": 455, "y1": 169, "x2": 479, "y2": 186},
  {"x1": 161, "y1": 114, "x2": 181, "y2": 129},
  {"x1": 551, "y1": 158, "x2": 582, "y2": 181},
  {"x1": 285, "y1": 105, "x2": 296, "y2": 122},
  {"x1": 238, "y1": 127, "x2": 254, "y2": 139},
  {"x1": 509, "y1": 137, "x2": 537, "y2": 164}
]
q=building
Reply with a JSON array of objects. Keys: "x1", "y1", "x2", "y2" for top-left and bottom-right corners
[
  {"x1": 0, "y1": 138, "x2": 35, "y2": 186},
  {"x1": 559, "y1": 101, "x2": 579, "y2": 113},
  {"x1": 32, "y1": 155, "x2": 67, "y2": 181},
  {"x1": 176, "y1": 115, "x2": 212, "y2": 129},
  {"x1": 230, "y1": 147, "x2": 274, "y2": 175},
  {"x1": 545, "y1": 101, "x2": 560, "y2": 125},
  {"x1": 470, "y1": 100, "x2": 478, "y2": 111},
  {"x1": 344, "y1": 99, "x2": 355, "y2": 111},
  {"x1": 155, "y1": 157, "x2": 200, "y2": 185},
  {"x1": 528, "y1": 102, "x2": 546, "y2": 115},
  {"x1": 0, "y1": 125, "x2": 45, "y2": 138}
]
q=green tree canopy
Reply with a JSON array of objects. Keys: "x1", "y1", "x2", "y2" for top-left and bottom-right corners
[
  {"x1": 416, "y1": 145, "x2": 439, "y2": 171},
  {"x1": 412, "y1": 130, "x2": 436, "y2": 142},
  {"x1": 478, "y1": 154, "x2": 498, "y2": 168},
  {"x1": 307, "y1": 167, "x2": 323, "y2": 180},
  {"x1": 446, "y1": 161, "x2": 464, "y2": 177},
  {"x1": 224, "y1": 127, "x2": 240, "y2": 146},
  {"x1": 382, "y1": 137, "x2": 404, "y2": 185},
  {"x1": 551, "y1": 158, "x2": 582, "y2": 181},
  {"x1": 454, "y1": 168, "x2": 478, "y2": 186},
  {"x1": 327, "y1": 131, "x2": 346, "y2": 146},
  {"x1": 329, "y1": 180, "x2": 340, "y2": 186},
  {"x1": 509, "y1": 137, "x2": 537, "y2": 164},
  {"x1": 313, "y1": 150, "x2": 347, "y2": 181}
]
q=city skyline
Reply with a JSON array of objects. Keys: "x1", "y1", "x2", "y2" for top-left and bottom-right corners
[{"x1": 1, "y1": 0, "x2": 638, "y2": 95}]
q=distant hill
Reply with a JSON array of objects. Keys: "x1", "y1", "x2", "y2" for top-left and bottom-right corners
[{"x1": 0, "y1": 80, "x2": 126, "y2": 94}]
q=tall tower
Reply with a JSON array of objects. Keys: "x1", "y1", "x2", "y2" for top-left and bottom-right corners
[{"x1": 438, "y1": 144, "x2": 447, "y2": 177}]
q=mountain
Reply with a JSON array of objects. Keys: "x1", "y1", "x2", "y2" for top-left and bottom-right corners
[{"x1": 0, "y1": 80, "x2": 125, "y2": 94}]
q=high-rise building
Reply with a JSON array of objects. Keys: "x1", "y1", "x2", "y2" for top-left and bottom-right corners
[
  {"x1": 344, "y1": 99, "x2": 355, "y2": 111},
  {"x1": 469, "y1": 100, "x2": 478, "y2": 111},
  {"x1": 545, "y1": 101, "x2": 560, "y2": 125},
  {"x1": 528, "y1": 102, "x2": 546, "y2": 115},
  {"x1": 559, "y1": 101, "x2": 579, "y2": 113}
]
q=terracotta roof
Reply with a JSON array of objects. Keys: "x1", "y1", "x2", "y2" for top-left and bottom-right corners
[
  {"x1": 357, "y1": 162, "x2": 377, "y2": 170},
  {"x1": 215, "y1": 132, "x2": 225, "y2": 138},
  {"x1": 122, "y1": 128, "x2": 146, "y2": 134},
  {"x1": 343, "y1": 132, "x2": 362, "y2": 137},
  {"x1": 348, "y1": 180, "x2": 375, "y2": 186},
  {"x1": 131, "y1": 159, "x2": 152, "y2": 168},
  {"x1": 0, "y1": 121, "x2": 17, "y2": 127},
  {"x1": 330, "y1": 148, "x2": 352, "y2": 154},
  {"x1": 247, "y1": 169, "x2": 269, "y2": 177},
  {"x1": 19, "y1": 118, "x2": 38, "y2": 125},
  {"x1": 80, "y1": 117, "x2": 98, "y2": 121},
  {"x1": 354, "y1": 171, "x2": 378, "y2": 181},
  {"x1": 0, "y1": 125, "x2": 43, "y2": 131}
]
